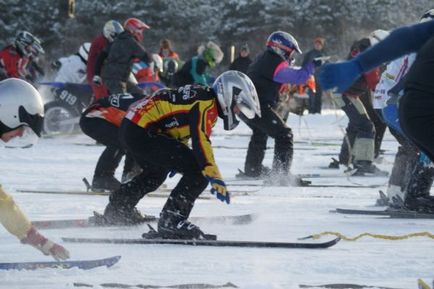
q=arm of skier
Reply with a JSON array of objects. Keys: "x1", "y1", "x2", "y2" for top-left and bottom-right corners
[
  {"x1": 273, "y1": 61, "x2": 315, "y2": 85},
  {"x1": 319, "y1": 20, "x2": 434, "y2": 92}
]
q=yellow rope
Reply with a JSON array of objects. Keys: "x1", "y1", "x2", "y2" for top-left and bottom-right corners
[{"x1": 306, "y1": 231, "x2": 434, "y2": 241}]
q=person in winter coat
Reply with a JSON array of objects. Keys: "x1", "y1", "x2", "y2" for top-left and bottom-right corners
[
  {"x1": 87, "y1": 20, "x2": 124, "y2": 100},
  {"x1": 239, "y1": 31, "x2": 316, "y2": 186},
  {"x1": 302, "y1": 37, "x2": 326, "y2": 114},
  {"x1": 317, "y1": 13, "x2": 434, "y2": 212},
  {"x1": 172, "y1": 41, "x2": 223, "y2": 87},
  {"x1": 328, "y1": 35, "x2": 388, "y2": 176},
  {"x1": 229, "y1": 43, "x2": 252, "y2": 74},
  {"x1": 94, "y1": 18, "x2": 151, "y2": 96},
  {"x1": 0, "y1": 31, "x2": 44, "y2": 81}
]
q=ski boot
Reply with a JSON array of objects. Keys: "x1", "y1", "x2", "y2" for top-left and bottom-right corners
[
  {"x1": 236, "y1": 165, "x2": 271, "y2": 180},
  {"x1": 149, "y1": 210, "x2": 216, "y2": 240},
  {"x1": 91, "y1": 176, "x2": 121, "y2": 192},
  {"x1": 404, "y1": 195, "x2": 434, "y2": 214},
  {"x1": 97, "y1": 203, "x2": 147, "y2": 225},
  {"x1": 328, "y1": 158, "x2": 340, "y2": 169},
  {"x1": 352, "y1": 161, "x2": 389, "y2": 177}
]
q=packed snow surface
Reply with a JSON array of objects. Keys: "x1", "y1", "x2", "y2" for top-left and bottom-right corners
[{"x1": 0, "y1": 110, "x2": 432, "y2": 289}]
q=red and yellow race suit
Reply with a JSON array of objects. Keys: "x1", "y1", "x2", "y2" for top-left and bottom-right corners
[{"x1": 125, "y1": 85, "x2": 219, "y2": 171}]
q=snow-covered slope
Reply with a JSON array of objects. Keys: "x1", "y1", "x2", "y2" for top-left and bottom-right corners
[{"x1": 0, "y1": 110, "x2": 432, "y2": 289}]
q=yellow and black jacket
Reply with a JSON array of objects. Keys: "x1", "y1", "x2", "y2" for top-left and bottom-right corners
[{"x1": 125, "y1": 85, "x2": 219, "y2": 171}]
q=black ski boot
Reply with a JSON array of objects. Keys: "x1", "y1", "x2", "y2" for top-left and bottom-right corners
[
  {"x1": 91, "y1": 176, "x2": 121, "y2": 192},
  {"x1": 352, "y1": 161, "x2": 389, "y2": 177},
  {"x1": 404, "y1": 195, "x2": 434, "y2": 214},
  {"x1": 101, "y1": 203, "x2": 146, "y2": 225},
  {"x1": 155, "y1": 210, "x2": 215, "y2": 240},
  {"x1": 328, "y1": 158, "x2": 340, "y2": 169},
  {"x1": 236, "y1": 165, "x2": 271, "y2": 180}
]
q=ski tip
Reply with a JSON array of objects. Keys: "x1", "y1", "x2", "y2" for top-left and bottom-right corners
[{"x1": 106, "y1": 256, "x2": 122, "y2": 267}]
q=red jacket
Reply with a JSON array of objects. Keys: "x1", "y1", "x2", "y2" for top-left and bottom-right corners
[
  {"x1": 0, "y1": 45, "x2": 29, "y2": 79},
  {"x1": 86, "y1": 34, "x2": 109, "y2": 84}
]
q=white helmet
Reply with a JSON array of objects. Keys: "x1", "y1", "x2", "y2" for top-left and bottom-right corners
[
  {"x1": 369, "y1": 29, "x2": 390, "y2": 46},
  {"x1": 151, "y1": 53, "x2": 163, "y2": 73},
  {"x1": 0, "y1": 78, "x2": 44, "y2": 137},
  {"x1": 103, "y1": 20, "x2": 124, "y2": 42},
  {"x1": 420, "y1": 9, "x2": 434, "y2": 23},
  {"x1": 78, "y1": 42, "x2": 91, "y2": 62},
  {"x1": 212, "y1": 70, "x2": 261, "y2": 131}
]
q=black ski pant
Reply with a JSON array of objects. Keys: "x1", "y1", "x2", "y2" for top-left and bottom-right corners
[
  {"x1": 243, "y1": 105, "x2": 293, "y2": 176},
  {"x1": 399, "y1": 89, "x2": 434, "y2": 200},
  {"x1": 359, "y1": 91, "x2": 387, "y2": 159},
  {"x1": 308, "y1": 76, "x2": 322, "y2": 114},
  {"x1": 79, "y1": 116, "x2": 124, "y2": 179},
  {"x1": 109, "y1": 119, "x2": 208, "y2": 218},
  {"x1": 387, "y1": 127, "x2": 419, "y2": 191},
  {"x1": 337, "y1": 95, "x2": 375, "y2": 165}
]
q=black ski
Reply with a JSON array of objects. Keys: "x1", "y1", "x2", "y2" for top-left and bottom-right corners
[
  {"x1": 333, "y1": 208, "x2": 434, "y2": 219},
  {"x1": 62, "y1": 236, "x2": 340, "y2": 249},
  {"x1": 300, "y1": 283, "x2": 403, "y2": 289},
  {"x1": 73, "y1": 281, "x2": 238, "y2": 288},
  {"x1": 32, "y1": 213, "x2": 255, "y2": 230}
]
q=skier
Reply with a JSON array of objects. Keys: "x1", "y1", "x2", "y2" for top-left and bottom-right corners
[
  {"x1": 229, "y1": 43, "x2": 252, "y2": 74},
  {"x1": 239, "y1": 31, "x2": 315, "y2": 185},
  {"x1": 53, "y1": 42, "x2": 91, "y2": 84},
  {"x1": 80, "y1": 92, "x2": 144, "y2": 191},
  {"x1": 172, "y1": 41, "x2": 223, "y2": 87},
  {"x1": 318, "y1": 14, "x2": 434, "y2": 212},
  {"x1": 87, "y1": 20, "x2": 124, "y2": 100},
  {"x1": 372, "y1": 10, "x2": 434, "y2": 209},
  {"x1": 94, "y1": 18, "x2": 150, "y2": 96},
  {"x1": 99, "y1": 71, "x2": 260, "y2": 239},
  {"x1": 0, "y1": 31, "x2": 44, "y2": 81},
  {"x1": 0, "y1": 78, "x2": 69, "y2": 260},
  {"x1": 327, "y1": 33, "x2": 388, "y2": 176}
]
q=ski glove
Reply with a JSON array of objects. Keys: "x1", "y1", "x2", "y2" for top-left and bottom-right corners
[
  {"x1": 21, "y1": 227, "x2": 70, "y2": 261},
  {"x1": 317, "y1": 59, "x2": 363, "y2": 93},
  {"x1": 92, "y1": 75, "x2": 102, "y2": 86},
  {"x1": 202, "y1": 166, "x2": 230, "y2": 204}
]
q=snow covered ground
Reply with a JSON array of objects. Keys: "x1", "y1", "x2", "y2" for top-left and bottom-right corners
[{"x1": 0, "y1": 110, "x2": 433, "y2": 289}]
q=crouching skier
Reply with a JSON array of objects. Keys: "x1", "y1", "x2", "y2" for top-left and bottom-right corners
[
  {"x1": 79, "y1": 92, "x2": 144, "y2": 191},
  {"x1": 98, "y1": 71, "x2": 260, "y2": 239}
]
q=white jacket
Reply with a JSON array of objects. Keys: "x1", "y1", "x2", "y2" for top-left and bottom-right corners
[
  {"x1": 54, "y1": 54, "x2": 87, "y2": 84},
  {"x1": 373, "y1": 53, "x2": 416, "y2": 109}
]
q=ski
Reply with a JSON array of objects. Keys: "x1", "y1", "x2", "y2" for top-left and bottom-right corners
[
  {"x1": 0, "y1": 256, "x2": 120, "y2": 270},
  {"x1": 333, "y1": 208, "x2": 390, "y2": 216},
  {"x1": 334, "y1": 208, "x2": 434, "y2": 219},
  {"x1": 62, "y1": 236, "x2": 340, "y2": 249},
  {"x1": 299, "y1": 283, "x2": 402, "y2": 289},
  {"x1": 17, "y1": 188, "x2": 252, "y2": 198},
  {"x1": 73, "y1": 281, "x2": 238, "y2": 288},
  {"x1": 227, "y1": 182, "x2": 381, "y2": 188},
  {"x1": 32, "y1": 213, "x2": 255, "y2": 230}
]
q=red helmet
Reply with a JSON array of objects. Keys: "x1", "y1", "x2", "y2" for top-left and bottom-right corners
[{"x1": 123, "y1": 18, "x2": 150, "y2": 42}]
